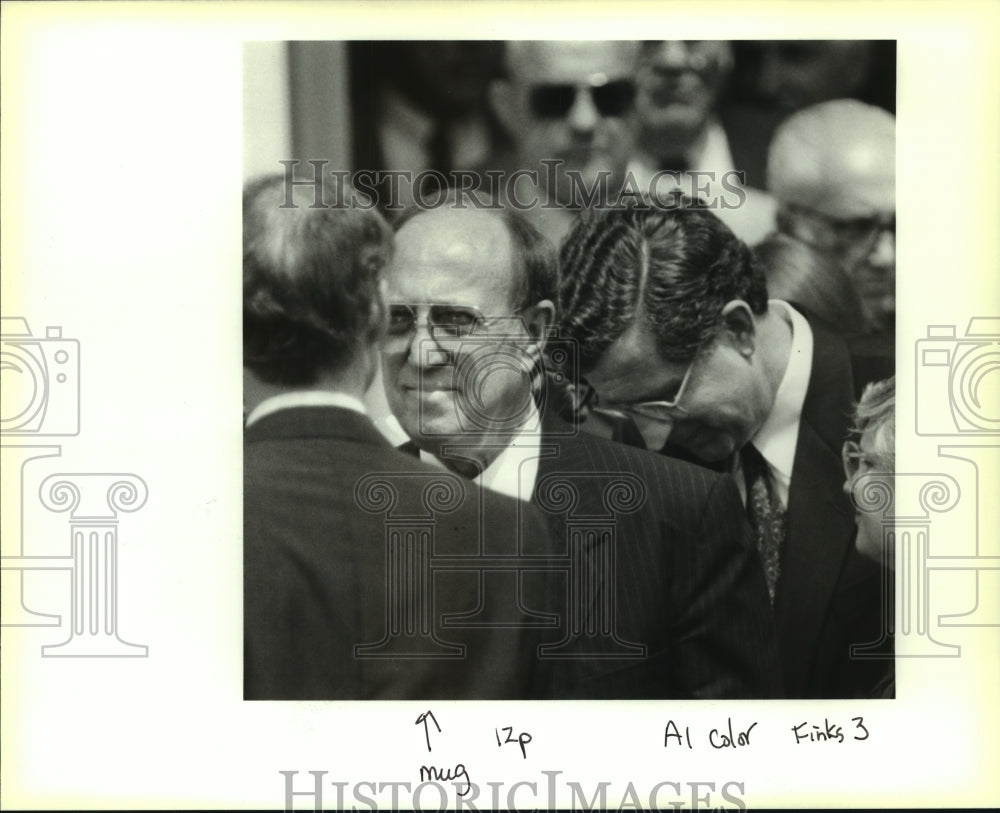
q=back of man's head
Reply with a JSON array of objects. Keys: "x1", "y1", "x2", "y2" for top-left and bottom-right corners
[
  {"x1": 767, "y1": 99, "x2": 895, "y2": 219},
  {"x1": 558, "y1": 195, "x2": 766, "y2": 370},
  {"x1": 243, "y1": 174, "x2": 392, "y2": 386}
]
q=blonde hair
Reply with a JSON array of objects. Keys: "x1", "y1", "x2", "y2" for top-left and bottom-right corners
[{"x1": 852, "y1": 375, "x2": 895, "y2": 471}]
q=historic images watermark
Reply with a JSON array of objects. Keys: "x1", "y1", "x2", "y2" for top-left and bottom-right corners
[
  {"x1": 279, "y1": 769, "x2": 748, "y2": 811},
  {"x1": 278, "y1": 159, "x2": 749, "y2": 213},
  {"x1": 0, "y1": 316, "x2": 149, "y2": 657}
]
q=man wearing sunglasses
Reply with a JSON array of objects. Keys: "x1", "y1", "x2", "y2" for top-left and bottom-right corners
[
  {"x1": 242, "y1": 175, "x2": 553, "y2": 700},
  {"x1": 557, "y1": 196, "x2": 887, "y2": 699},
  {"x1": 767, "y1": 99, "x2": 896, "y2": 395},
  {"x1": 381, "y1": 202, "x2": 782, "y2": 699},
  {"x1": 487, "y1": 40, "x2": 641, "y2": 244}
]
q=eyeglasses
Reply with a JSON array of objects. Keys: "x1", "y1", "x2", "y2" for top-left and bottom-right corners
[
  {"x1": 387, "y1": 303, "x2": 486, "y2": 344},
  {"x1": 528, "y1": 77, "x2": 636, "y2": 119},
  {"x1": 386, "y1": 303, "x2": 532, "y2": 348},
  {"x1": 790, "y1": 204, "x2": 895, "y2": 253},
  {"x1": 841, "y1": 439, "x2": 868, "y2": 482},
  {"x1": 590, "y1": 352, "x2": 698, "y2": 423}
]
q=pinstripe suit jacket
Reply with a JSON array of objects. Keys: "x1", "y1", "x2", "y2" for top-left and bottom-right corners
[
  {"x1": 244, "y1": 405, "x2": 554, "y2": 700},
  {"x1": 527, "y1": 411, "x2": 783, "y2": 699}
]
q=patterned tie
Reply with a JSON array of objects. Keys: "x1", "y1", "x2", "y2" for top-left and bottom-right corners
[{"x1": 741, "y1": 443, "x2": 785, "y2": 603}]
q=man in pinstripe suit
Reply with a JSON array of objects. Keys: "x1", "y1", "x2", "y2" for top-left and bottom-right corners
[
  {"x1": 380, "y1": 203, "x2": 781, "y2": 698},
  {"x1": 556, "y1": 196, "x2": 887, "y2": 698}
]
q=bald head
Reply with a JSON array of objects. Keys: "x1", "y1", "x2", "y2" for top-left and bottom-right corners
[
  {"x1": 767, "y1": 100, "x2": 895, "y2": 331},
  {"x1": 768, "y1": 99, "x2": 895, "y2": 219},
  {"x1": 393, "y1": 209, "x2": 520, "y2": 308},
  {"x1": 505, "y1": 41, "x2": 641, "y2": 84}
]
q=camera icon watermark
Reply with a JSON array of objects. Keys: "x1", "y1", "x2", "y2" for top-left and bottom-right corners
[
  {"x1": 1, "y1": 315, "x2": 148, "y2": 658},
  {"x1": 915, "y1": 317, "x2": 1000, "y2": 435},
  {"x1": 414, "y1": 320, "x2": 580, "y2": 438},
  {"x1": 0, "y1": 317, "x2": 80, "y2": 436}
]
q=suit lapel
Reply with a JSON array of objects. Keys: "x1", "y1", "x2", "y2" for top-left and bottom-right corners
[{"x1": 774, "y1": 409, "x2": 855, "y2": 696}]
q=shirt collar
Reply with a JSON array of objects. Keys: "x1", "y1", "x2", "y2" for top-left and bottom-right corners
[
  {"x1": 688, "y1": 117, "x2": 735, "y2": 175},
  {"x1": 245, "y1": 391, "x2": 366, "y2": 429},
  {"x1": 419, "y1": 402, "x2": 543, "y2": 502},
  {"x1": 374, "y1": 412, "x2": 415, "y2": 448},
  {"x1": 380, "y1": 86, "x2": 435, "y2": 143},
  {"x1": 750, "y1": 300, "x2": 813, "y2": 483}
]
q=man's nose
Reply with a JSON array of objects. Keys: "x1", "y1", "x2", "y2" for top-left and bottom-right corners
[
  {"x1": 652, "y1": 40, "x2": 693, "y2": 72},
  {"x1": 867, "y1": 227, "x2": 895, "y2": 268},
  {"x1": 567, "y1": 86, "x2": 600, "y2": 135},
  {"x1": 403, "y1": 319, "x2": 452, "y2": 368}
]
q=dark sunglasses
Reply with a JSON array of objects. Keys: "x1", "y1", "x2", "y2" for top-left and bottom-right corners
[{"x1": 528, "y1": 79, "x2": 636, "y2": 119}]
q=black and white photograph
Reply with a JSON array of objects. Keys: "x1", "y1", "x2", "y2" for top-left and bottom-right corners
[
  {"x1": 242, "y1": 39, "x2": 898, "y2": 702},
  {"x1": 3, "y1": 2, "x2": 998, "y2": 810}
]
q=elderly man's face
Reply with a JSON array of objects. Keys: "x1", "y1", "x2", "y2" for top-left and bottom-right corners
[
  {"x1": 382, "y1": 210, "x2": 538, "y2": 455},
  {"x1": 633, "y1": 40, "x2": 731, "y2": 152},
  {"x1": 500, "y1": 41, "x2": 639, "y2": 205},
  {"x1": 788, "y1": 202, "x2": 895, "y2": 332},
  {"x1": 771, "y1": 101, "x2": 896, "y2": 332}
]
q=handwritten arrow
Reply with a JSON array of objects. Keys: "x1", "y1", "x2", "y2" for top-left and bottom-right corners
[{"x1": 415, "y1": 710, "x2": 441, "y2": 753}]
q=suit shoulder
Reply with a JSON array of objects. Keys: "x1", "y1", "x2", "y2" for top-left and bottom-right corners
[{"x1": 553, "y1": 428, "x2": 724, "y2": 494}]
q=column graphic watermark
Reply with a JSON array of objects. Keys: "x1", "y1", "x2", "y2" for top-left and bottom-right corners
[
  {"x1": 1, "y1": 316, "x2": 149, "y2": 658},
  {"x1": 847, "y1": 316, "x2": 1000, "y2": 662}
]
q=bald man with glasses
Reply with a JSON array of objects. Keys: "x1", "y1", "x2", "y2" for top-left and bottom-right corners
[{"x1": 379, "y1": 201, "x2": 781, "y2": 699}]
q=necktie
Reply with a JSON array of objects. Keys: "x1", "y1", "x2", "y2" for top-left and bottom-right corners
[
  {"x1": 741, "y1": 443, "x2": 785, "y2": 603},
  {"x1": 658, "y1": 155, "x2": 690, "y2": 173},
  {"x1": 426, "y1": 121, "x2": 452, "y2": 178}
]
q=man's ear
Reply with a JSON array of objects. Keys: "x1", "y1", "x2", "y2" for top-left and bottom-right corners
[
  {"x1": 720, "y1": 299, "x2": 756, "y2": 358},
  {"x1": 522, "y1": 299, "x2": 555, "y2": 351}
]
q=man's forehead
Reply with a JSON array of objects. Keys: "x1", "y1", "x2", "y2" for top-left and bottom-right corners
[
  {"x1": 587, "y1": 320, "x2": 685, "y2": 400},
  {"x1": 390, "y1": 210, "x2": 516, "y2": 299},
  {"x1": 769, "y1": 99, "x2": 895, "y2": 219},
  {"x1": 508, "y1": 41, "x2": 639, "y2": 84}
]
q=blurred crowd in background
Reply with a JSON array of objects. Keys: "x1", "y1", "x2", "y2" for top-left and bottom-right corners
[
  {"x1": 244, "y1": 40, "x2": 899, "y2": 700},
  {"x1": 326, "y1": 40, "x2": 896, "y2": 397}
]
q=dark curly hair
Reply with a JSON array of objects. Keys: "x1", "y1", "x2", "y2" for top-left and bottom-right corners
[
  {"x1": 557, "y1": 194, "x2": 768, "y2": 371},
  {"x1": 243, "y1": 173, "x2": 393, "y2": 386}
]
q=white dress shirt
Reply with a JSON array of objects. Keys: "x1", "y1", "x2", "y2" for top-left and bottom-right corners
[
  {"x1": 734, "y1": 300, "x2": 813, "y2": 508},
  {"x1": 244, "y1": 391, "x2": 366, "y2": 428},
  {"x1": 416, "y1": 403, "x2": 544, "y2": 503},
  {"x1": 627, "y1": 118, "x2": 777, "y2": 246}
]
